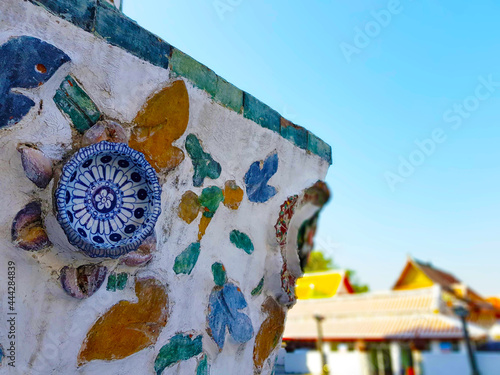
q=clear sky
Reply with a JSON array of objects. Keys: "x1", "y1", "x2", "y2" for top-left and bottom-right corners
[{"x1": 124, "y1": 0, "x2": 500, "y2": 296}]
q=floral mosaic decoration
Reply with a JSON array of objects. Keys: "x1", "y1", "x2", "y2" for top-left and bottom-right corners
[
  {"x1": 6, "y1": 38, "x2": 195, "y2": 365},
  {"x1": 4, "y1": 33, "x2": 330, "y2": 373}
]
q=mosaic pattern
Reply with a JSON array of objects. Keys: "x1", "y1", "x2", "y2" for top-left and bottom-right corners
[
  {"x1": 27, "y1": 1, "x2": 332, "y2": 163},
  {"x1": 274, "y1": 181, "x2": 330, "y2": 304},
  {"x1": 55, "y1": 142, "x2": 161, "y2": 258},
  {"x1": 0, "y1": 36, "x2": 70, "y2": 128}
]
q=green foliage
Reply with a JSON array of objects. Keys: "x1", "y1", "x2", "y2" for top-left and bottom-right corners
[
  {"x1": 346, "y1": 270, "x2": 370, "y2": 293},
  {"x1": 303, "y1": 251, "x2": 336, "y2": 273},
  {"x1": 304, "y1": 250, "x2": 369, "y2": 293}
]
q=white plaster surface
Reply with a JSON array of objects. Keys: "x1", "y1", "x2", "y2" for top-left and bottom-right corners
[{"x1": 0, "y1": 1, "x2": 330, "y2": 374}]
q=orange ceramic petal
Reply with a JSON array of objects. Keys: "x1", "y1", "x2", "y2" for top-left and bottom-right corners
[
  {"x1": 129, "y1": 80, "x2": 189, "y2": 172},
  {"x1": 198, "y1": 215, "x2": 211, "y2": 241},
  {"x1": 178, "y1": 191, "x2": 201, "y2": 224},
  {"x1": 253, "y1": 297, "x2": 286, "y2": 370},
  {"x1": 222, "y1": 180, "x2": 244, "y2": 210},
  {"x1": 78, "y1": 278, "x2": 168, "y2": 366}
]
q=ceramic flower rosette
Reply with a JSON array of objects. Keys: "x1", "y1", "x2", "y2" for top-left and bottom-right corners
[{"x1": 55, "y1": 141, "x2": 161, "y2": 258}]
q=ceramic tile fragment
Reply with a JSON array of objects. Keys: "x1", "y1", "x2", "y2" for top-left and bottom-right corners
[
  {"x1": 207, "y1": 264, "x2": 253, "y2": 350},
  {"x1": 253, "y1": 297, "x2": 286, "y2": 371},
  {"x1": 81, "y1": 120, "x2": 128, "y2": 146},
  {"x1": 244, "y1": 153, "x2": 278, "y2": 203},
  {"x1": 0, "y1": 36, "x2": 70, "y2": 128},
  {"x1": 211, "y1": 262, "x2": 227, "y2": 287},
  {"x1": 154, "y1": 334, "x2": 203, "y2": 375},
  {"x1": 251, "y1": 277, "x2": 264, "y2": 297},
  {"x1": 196, "y1": 354, "x2": 209, "y2": 375},
  {"x1": 54, "y1": 75, "x2": 102, "y2": 133},
  {"x1": 78, "y1": 277, "x2": 168, "y2": 365},
  {"x1": 222, "y1": 180, "x2": 243, "y2": 210},
  {"x1": 229, "y1": 230, "x2": 254, "y2": 255},
  {"x1": 11, "y1": 201, "x2": 51, "y2": 251},
  {"x1": 185, "y1": 134, "x2": 221, "y2": 187},
  {"x1": 178, "y1": 191, "x2": 201, "y2": 224},
  {"x1": 129, "y1": 80, "x2": 189, "y2": 172},
  {"x1": 173, "y1": 242, "x2": 201, "y2": 275}
]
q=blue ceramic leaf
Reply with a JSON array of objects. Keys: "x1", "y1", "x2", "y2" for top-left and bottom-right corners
[
  {"x1": 0, "y1": 36, "x2": 70, "y2": 128},
  {"x1": 207, "y1": 283, "x2": 254, "y2": 350},
  {"x1": 244, "y1": 153, "x2": 278, "y2": 203}
]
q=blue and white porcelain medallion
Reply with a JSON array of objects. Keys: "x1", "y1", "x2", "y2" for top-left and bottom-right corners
[{"x1": 55, "y1": 142, "x2": 161, "y2": 258}]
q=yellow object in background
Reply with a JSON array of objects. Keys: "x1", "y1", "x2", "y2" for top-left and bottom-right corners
[{"x1": 296, "y1": 271, "x2": 353, "y2": 299}]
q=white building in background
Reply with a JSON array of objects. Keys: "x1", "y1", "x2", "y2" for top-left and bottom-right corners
[{"x1": 280, "y1": 259, "x2": 500, "y2": 375}]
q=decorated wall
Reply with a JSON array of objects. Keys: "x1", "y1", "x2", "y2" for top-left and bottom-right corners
[{"x1": 0, "y1": 0, "x2": 332, "y2": 374}]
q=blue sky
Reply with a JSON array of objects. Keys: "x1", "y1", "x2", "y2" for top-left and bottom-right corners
[{"x1": 124, "y1": 0, "x2": 500, "y2": 296}]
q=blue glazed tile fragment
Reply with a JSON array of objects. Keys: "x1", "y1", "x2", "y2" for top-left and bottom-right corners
[
  {"x1": 243, "y1": 93, "x2": 280, "y2": 133},
  {"x1": 28, "y1": 0, "x2": 97, "y2": 31},
  {"x1": 207, "y1": 279, "x2": 254, "y2": 350},
  {"x1": 280, "y1": 117, "x2": 308, "y2": 150},
  {"x1": 94, "y1": 2, "x2": 171, "y2": 69},
  {"x1": 0, "y1": 36, "x2": 70, "y2": 128},
  {"x1": 308, "y1": 133, "x2": 332, "y2": 164},
  {"x1": 244, "y1": 153, "x2": 279, "y2": 203}
]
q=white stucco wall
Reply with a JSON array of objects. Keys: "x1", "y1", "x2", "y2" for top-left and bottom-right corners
[{"x1": 0, "y1": 0, "x2": 330, "y2": 374}]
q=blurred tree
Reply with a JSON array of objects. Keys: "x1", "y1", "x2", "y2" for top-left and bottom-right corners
[
  {"x1": 346, "y1": 270, "x2": 370, "y2": 293},
  {"x1": 303, "y1": 250, "x2": 369, "y2": 293},
  {"x1": 303, "y1": 251, "x2": 336, "y2": 273}
]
